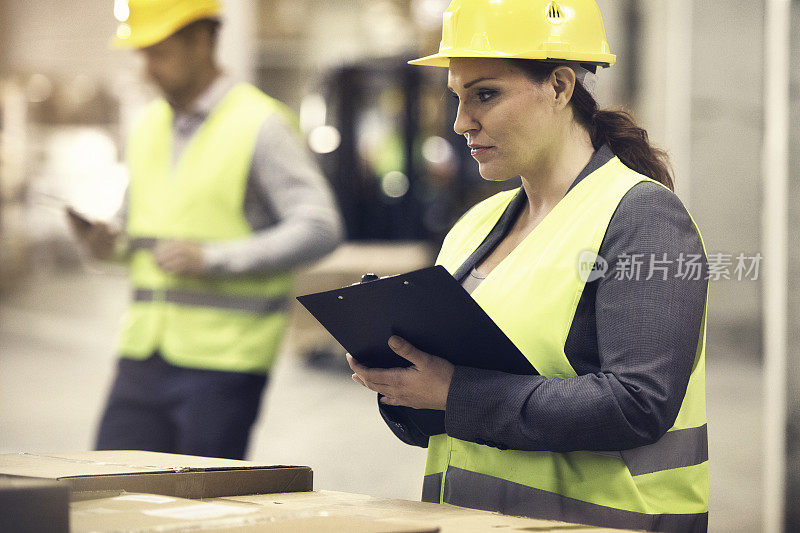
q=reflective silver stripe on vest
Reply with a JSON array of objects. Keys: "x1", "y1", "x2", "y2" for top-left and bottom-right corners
[
  {"x1": 587, "y1": 425, "x2": 708, "y2": 476},
  {"x1": 421, "y1": 472, "x2": 443, "y2": 503},
  {"x1": 436, "y1": 467, "x2": 708, "y2": 532},
  {"x1": 133, "y1": 288, "x2": 288, "y2": 314},
  {"x1": 128, "y1": 237, "x2": 159, "y2": 252},
  {"x1": 620, "y1": 424, "x2": 708, "y2": 476}
]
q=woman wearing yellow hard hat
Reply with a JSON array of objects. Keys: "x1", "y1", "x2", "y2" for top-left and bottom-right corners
[{"x1": 348, "y1": 1, "x2": 708, "y2": 531}]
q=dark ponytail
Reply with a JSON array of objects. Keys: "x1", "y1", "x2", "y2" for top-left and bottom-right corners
[{"x1": 514, "y1": 60, "x2": 674, "y2": 191}]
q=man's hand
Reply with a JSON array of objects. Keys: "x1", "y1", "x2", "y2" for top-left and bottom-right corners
[
  {"x1": 153, "y1": 240, "x2": 206, "y2": 275},
  {"x1": 66, "y1": 209, "x2": 118, "y2": 260},
  {"x1": 347, "y1": 336, "x2": 455, "y2": 410}
]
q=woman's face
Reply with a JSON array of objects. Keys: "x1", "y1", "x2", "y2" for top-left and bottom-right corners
[{"x1": 448, "y1": 58, "x2": 559, "y2": 181}]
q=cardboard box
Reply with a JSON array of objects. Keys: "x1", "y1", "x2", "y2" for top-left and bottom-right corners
[
  {"x1": 0, "y1": 476, "x2": 69, "y2": 533},
  {"x1": 3, "y1": 452, "x2": 639, "y2": 532},
  {"x1": 71, "y1": 489, "x2": 639, "y2": 532},
  {"x1": 0, "y1": 451, "x2": 312, "y2": 498},
  {"x1": 71, "y1": 492, "x2": 439, "y2": 532},
  {"x1": 225, "y1": 490, "x2": 641, "y2": 533}
]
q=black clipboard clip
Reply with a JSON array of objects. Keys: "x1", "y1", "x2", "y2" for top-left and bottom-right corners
[{"x1": 297, "y1": 266, "x2": 537, "y2": 375}]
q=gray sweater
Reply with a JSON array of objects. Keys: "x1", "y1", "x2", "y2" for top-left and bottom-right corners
[
  {"x1": 379, "y1": 146, "x2": 708, "y2": 452},
  {"x1": 115, "y1": 75, "x2": 344, "y2": 275}
]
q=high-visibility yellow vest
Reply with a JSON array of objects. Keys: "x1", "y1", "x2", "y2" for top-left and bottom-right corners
[
  {"x1": 118, "y1": 83, "x2": 296, "y2": 374},
  {"x1": 427, "y1": 157, "x2": 708, "y2": 531}
]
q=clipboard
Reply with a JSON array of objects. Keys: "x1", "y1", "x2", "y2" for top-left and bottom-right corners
[{"x1": 296, "y1": 265, "x2": 537, "y2": 375}]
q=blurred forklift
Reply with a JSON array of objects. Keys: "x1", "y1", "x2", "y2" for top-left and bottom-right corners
[{"x1": 288, "y1": 56, "x2": 519, "y2": 367}]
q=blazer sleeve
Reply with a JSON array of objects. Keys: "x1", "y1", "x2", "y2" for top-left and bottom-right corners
[{"x1": 378, "y1": 397, "x2": 446, "y2": 448}]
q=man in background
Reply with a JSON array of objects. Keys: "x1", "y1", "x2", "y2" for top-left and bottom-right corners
[{"x1": 69, "y1": 0, "x2": 342, "y2": 459}]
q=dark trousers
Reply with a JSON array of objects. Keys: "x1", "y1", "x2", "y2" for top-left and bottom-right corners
[{"x1": 95, "y1": 352, "x2": 267, "y2": 460}]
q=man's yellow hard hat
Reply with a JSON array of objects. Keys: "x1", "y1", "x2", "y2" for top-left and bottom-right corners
[
  {"x1": 112, "y1": 0, "x2": 222, "y2": 50},
  {"x1": 409, "y1": 0, "x2": 615, "y2": 68}
]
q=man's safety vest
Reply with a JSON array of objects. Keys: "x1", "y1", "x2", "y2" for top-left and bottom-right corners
[
  {"x1": 427, "y1": 157, "x2": 708, "y2": 531},
  {"x1": 118, "y1": 83, "x2": 295, "y2": 374}
]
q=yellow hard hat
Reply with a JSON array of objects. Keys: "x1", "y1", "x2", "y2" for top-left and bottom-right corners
[
  {"x1": 112, "y1": 0, "x2": 222, "y2": 49},
  {"x1": 409, "y1": 0, "x2": 615, "y2": 68}
]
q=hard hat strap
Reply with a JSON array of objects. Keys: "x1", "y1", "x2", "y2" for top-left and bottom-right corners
[
  {"x1": 574, "y1": 66, "x2": 597, "y2": 98},
  {"x1": 542, "y1": 61, "x2": 597, "y2": 98},
  {"x1": 535, "y1": 59, "x2": 598, "y2": 98}
]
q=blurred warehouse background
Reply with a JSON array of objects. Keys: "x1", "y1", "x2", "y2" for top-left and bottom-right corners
[{"x1": 0, "y1": 1, "x2": 798, "y2": 532}]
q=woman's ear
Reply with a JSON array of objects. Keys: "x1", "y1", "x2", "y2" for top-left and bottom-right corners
[{"x1": 549, "y1": 66, "x2": 576, "y2": 109}]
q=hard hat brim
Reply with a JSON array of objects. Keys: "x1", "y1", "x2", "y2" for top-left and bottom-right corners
[
  {"x1": 111, "y1": 31, "x2": 170, "y2": 50},
  {"x1": 111, "y1": 6, "x2": 221, "y2": 50},
  {"x1": 409, "y1": 50, "x2": 616, "y2": 68}
]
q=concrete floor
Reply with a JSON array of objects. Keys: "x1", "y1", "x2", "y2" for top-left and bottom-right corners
[{"x1": 0, "y1": 268, "x2": 763, "y2": 532}]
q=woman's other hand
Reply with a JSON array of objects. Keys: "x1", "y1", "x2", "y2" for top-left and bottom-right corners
[{"x1": 347, "y1": 336, "x2": 455, "y2": 410}]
